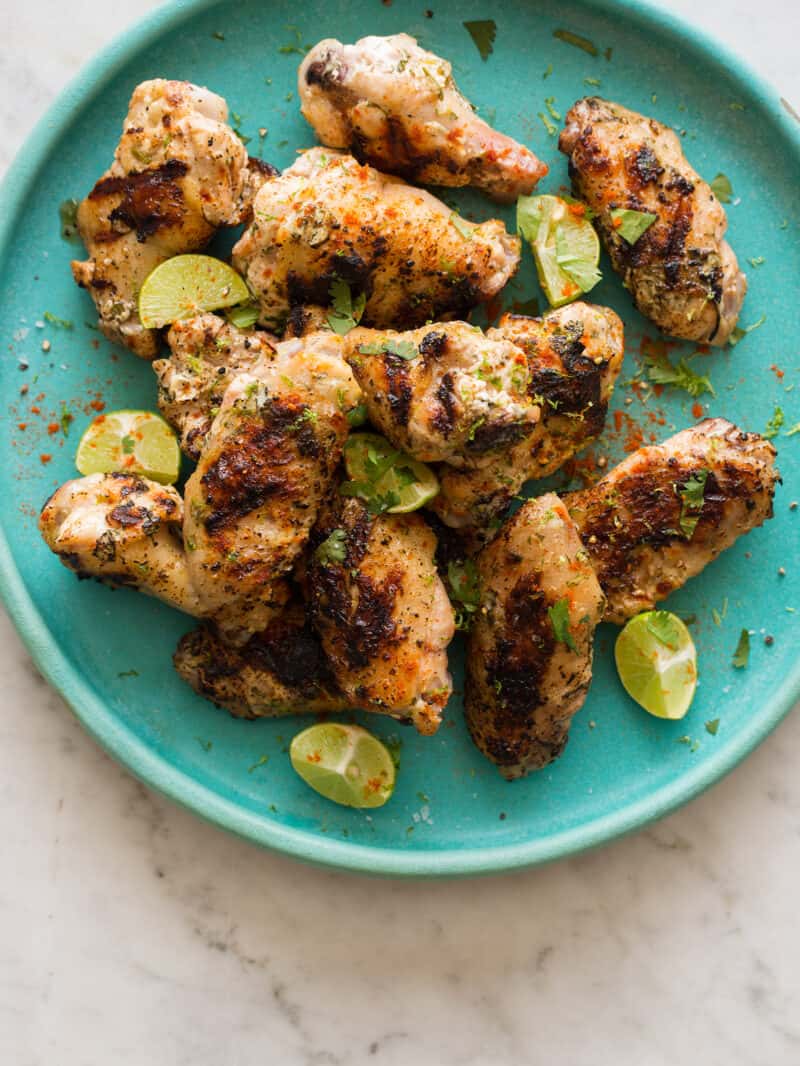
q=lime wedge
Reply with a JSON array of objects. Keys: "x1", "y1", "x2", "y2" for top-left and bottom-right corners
[
  {"x1": 517, "y1": 194, "x2": 601, "y2": 308},
  {"x1": 289, "y1": 723, "x2": 396, "y2": 808},
  {"x1": 138, "y1": 254, "x2": 251, "y2": 329},
  {"x1": 343, "y1": 432, "x2": 439, "y2": 514},
  {"x1": 614, "y1": 611, "x2": 697, "y2": 720},
  {"x1": 75, "y1": 410, "x2": 181, "y2": 485}
]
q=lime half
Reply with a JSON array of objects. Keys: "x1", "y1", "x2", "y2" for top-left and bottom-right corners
[
  {"x1": 517, "y1": 194, "x2": 601, "y2": 308},
  {"x1": 289, "y1": 723, "x2": 396, "y2": 808},
  {"x1": 343, "y1": 432, "x2": 439, "y2": 514},
  {"x1": 138, "y1": 254, "x2": 250, "y2": 329},
  {"x1": 75, "y1": 410, "x2": 181, "y2": 485},
  {"x1": 615, "y1": 611, "x2": 697, "y2": 720}
]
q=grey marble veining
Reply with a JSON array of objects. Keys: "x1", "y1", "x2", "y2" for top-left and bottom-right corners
[{"x1": 2, "y1": 2, "x2": 799, "y2": 1064}]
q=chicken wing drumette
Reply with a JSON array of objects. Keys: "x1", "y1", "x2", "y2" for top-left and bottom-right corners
[
  {"x1": 232, "y1": 148, "x2": 520, "y2": 332},
  {"x1": 566, "y1": 418, "x2": 779, "y2": 623},
  {"x1": 299, "y1": 34, "x2": 547, "y2": 202},
  {"x1": 183, "y1": 332, "x2": 361, "y2": 643},
  {"x1": 559, "y1": 98, "x2": 745, "y2": 345},
  {"x1": 465, "y1": 494, "x2": 606, "y2": 778},
  {"x1": 39, "y1": 473, "x2": 202, "y2": 616},
  {"x1": 306, "y1": 496, "x2": 455, "y2": 735},
  {"x1": 430, "y1": 302, "x2": 624, "y2": 529},
  {"x1": 343, "y1": 321, "x2": 538, "y2": 465},
  {"x1": 72, "y1": 79, "x2": 273, "y2": 359}
]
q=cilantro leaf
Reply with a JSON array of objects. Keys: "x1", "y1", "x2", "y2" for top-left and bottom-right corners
[
  {"x1": 732, "y1": 629, "x2": 750, "y2": 668},
  {"x1": 43, "y1": 310, "x2": 74, "y2": 329},
  {"x1": 764, "y1": 405, "x2": 784, "y2": 439},
  {"x1": 346, "y1": 403, "x2": 368, "y2": 427},
  {"x1": 645, "y1": 610, "x2": 681, "y2": 649},
  {"x1": 463, "y1": 20, "x2": 496, "y2": 61},
  {"x1": 609, "y1": 208, "x2": 657, "y2": 244},
  {"x1": 358, "y1": 339, "x2": 418, "y2": 360},
  {"x1": 446, "y1": 559, "x2": 481, "y2": 630},
  {"x1": 315, "y1": 528, "x2": 347, "y2": 565},
  {"x1": 539, "y1": 111, "x2": 558, "y2": 137},
  {"x1": 678, "y1": 470, "x2": 709, "y2": 539},
  {"x1": 327, "y1": 279, "x2": 365, "y2": 335},
  {"x1": 728, "y1": 313, "x2": 766, "y2": 347},
  {"x1": 548, "y1": 597, "x2": 577, "y2": 651},
  {"x1": 705, "y1": 718, "x2": 720, "y2": 735},
  {"x1": 642, "y1": 342, "x2": 714, "y2": 397},
  {"x1": 710, "y1": 173, "x2": 733, "y2": 203},
  {"x1": 553, "y1": 28, "x2": 598, "y2": 56},
  {"x1": 60, "y1": 405, "x2": 73, "y2": 437}
]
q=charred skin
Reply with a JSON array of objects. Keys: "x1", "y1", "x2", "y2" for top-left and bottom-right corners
[
  {"x1": 465, "y1": 494, "x2": 605, "y2": 778},
  {"x1": 183, "y1": 333, "x2": 360, "y2": 644},
  {"x1": 431, "y1": 302, "x2": 624, "y2": 530},
  {"x1": 71, "y1": 79, "x2": 273, "y2": 359},
  {"x1": 173, "y1": 600, "x2": 350, "y2": 719},
  {"x1": 344, "y1": 321, "x2": 538, "y2": 465},
  {"x1": 306, "y1": 496, "x2": 455, "y2": 735},
  {"x1": 232, "y1": 148, "x2": 520, "y2": 332},
  {"x1": 299, "y1": 33, "x2": 547, "y2": 202},
  {"x1": 559, "y1": 98, "x2": 746, "y2": 346},
  {"x1": 566, "y1": 418, "x2": 779, "y2": 623}
]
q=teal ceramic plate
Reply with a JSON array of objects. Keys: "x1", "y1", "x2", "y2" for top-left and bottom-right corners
[{"x1": 1, "y1": 0, "x2": 798, "y2": 877}]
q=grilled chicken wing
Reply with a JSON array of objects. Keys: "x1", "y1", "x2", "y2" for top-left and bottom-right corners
[
  {"x1": 72, "y1": 79, "x2": 273, "y2": 359},
  {"x1": 153, "y1": 314, "x2": 278, "y2": 461},
  {"x1": 344, "y1": 321, "x2": 538, "y2": 464},
  {"x1": 306, "y1": 496, "x2": 455, "y2": 734},
  {"x1": 173, "y1": 600, "x2": 350, "y2": 719},
  {"x1": 232, "y1": 147, "x2": 520, "y2": 332},
  {"x1": 559, "y1": 98, "x2": 745, "y2": 345},
  {"x1": 299, "y1": 34, "x2": 547, "y2": 202},
  {"x1": 465, "y1": 494, "x2": 605, "y2": 778},
  {"x1": 566, "y1": 418, "x2": 779, "y2": 623},
  {"x1": 430, "y1": 302, "x2": 624, "y2": 529},
  {"x1": 39, "y1": 473, "x2": 202, "y2": 616},
  {"x1": 183, "y1": 332, "x2": 360, "y2": 643}
]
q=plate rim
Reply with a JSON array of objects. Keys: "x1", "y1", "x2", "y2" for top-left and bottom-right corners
[{"x1": 1, "y1": 0, "x2": 799, "y2": 878}]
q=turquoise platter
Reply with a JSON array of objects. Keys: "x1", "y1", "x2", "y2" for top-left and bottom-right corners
[{"x1": 1, "y1": 0, "x2": 798, "y2": 876}]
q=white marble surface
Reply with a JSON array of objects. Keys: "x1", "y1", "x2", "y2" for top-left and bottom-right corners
[{"x1": 2, "y1": 2, "x2": 799, "y2": 1063}]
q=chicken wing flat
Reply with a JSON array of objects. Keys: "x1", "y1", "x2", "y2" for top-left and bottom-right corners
[
  {"x1": 344, "y1": 321, "x2": 538, "y2": 465},
  {"x1": 559, "y1": 98, "x2": 746, "y2": 345},
  {"x1": 232, "y1": 147, "x2": 520, "y2": 332},
  {"x1": 430, "y1": 302, "x2": 624, "y2": 529},
  {"x1": 566, "y1": 418, "x2": 778, "y2": 623},
  {"x1": 153, "y1": 314, "x2": 278, "y2": 461},
  {"x1": 306, "y1": 497, "x2": 455, "y2": 735},
  {"x1": 39, "y1": 473, "x2": 202, "y2": 616},
  {"x1": 173, "y1": 600, "x2": 350, "y2": 719},
  {"x1": 299, "y1": 34, "x2": 547, "y2": 202},
  {"x1": 72, "y1": 79, "x2": 273, "y2": 359},
  {"x1": 465, "y1": 494, "x2": 605, "y2": 778},
  {"x1": 183, "y1": 332, "x2": 361, "y2": 644}
]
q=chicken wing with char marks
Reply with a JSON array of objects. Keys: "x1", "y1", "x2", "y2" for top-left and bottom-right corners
[
  {"x1": 232, "y1": 148, "x2": 520, "y2": 332},
  {"x1": 299, "y1": 34, "x2": 547, "y2": 202},
  {"x1": 183, "y1": 331, "x2": 361, "y2": 644},
  {"x1": 343, "y1": 321, "x2": 538, "y2": 465},
  {"x1": 559, "y1": 98, "x2": 745, "y2": 345},
  {"x1": 566, "y1": 418, "x2": 779, "y2": 624},
  {"x1": 430, "y1": 302, "x2": 624, "y2": 530},
  {"x1": 465, "y1": 494, "x2": 605, "y2": 779},
  {"x1": 306, "y1": 496, "x2": 455, "y2": 735},
  {"x1": 72, "y1": 79, "x2": 274, "y2": 359}
]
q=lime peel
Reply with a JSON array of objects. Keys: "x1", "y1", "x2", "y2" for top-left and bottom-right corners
[
  {"x1": 614, "y1": 610, "x2": 697, "y2": 720},
  {"x1": 289, "y1": 723, "x2": 396, "y2": 808}
]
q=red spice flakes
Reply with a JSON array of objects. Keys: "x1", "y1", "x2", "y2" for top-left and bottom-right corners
[
  {"x1": 769, "y1": 363, "x2": 785, "y2": 381},
  {"x1": 692, "y1": 402, "x2": 704, "y2": 419},
  {"x1": 47, "y1": 422, "x2": 60, "y2": 435},
  {"x1": 613, "y1": 409, "x2": 624, "y2": 432},
  {"x1": 17, "y1": 422, "x2": 26, "y2": 431},
  {"x1": 89, "y1": 399, "x2": 105, "y2": 412},
  {"x1": 30, "y1": 405, "x2": 41, "y2": 415},
  {"x1": 39, "y1": 454, "x2": 52, "y2": 464},
  {"x1": 567, "y1": 201, "x2": 586, "y2": 218}
]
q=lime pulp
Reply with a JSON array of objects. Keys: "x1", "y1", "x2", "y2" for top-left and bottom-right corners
[
  {"x1": 344, "y1": 432, "x2": 439, "y2": 514},
  {"x1": 517, "y1": 194, "x2": 601, "y2": 309},
  {"x1": 75, "y1": 409, "x2": 181, "y2": 485},
  {"x1": 138, "y1": 254, "x2": 251, "y2": 329},
  {"x1": 614, "y1": 610, "x2": 697, "y2": 720},
  {"x1": 289, "y1": 723, "x2": 396, "y2": 808}
]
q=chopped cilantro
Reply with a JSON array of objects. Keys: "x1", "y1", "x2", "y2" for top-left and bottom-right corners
[
  {"x1": 584, "y1": 76, "x2": 602, "y2": 87},
  {"x1": 538, "y1": 111, "x2": 558, "y2": 136},
  {"x1": 728, "y1": 313, "x2": 766, "y2": 347},
  {"x1": 450, "y1": 212, "x2": 474, "y2": 240},
  {"x1": 609, "y1": 207, "x2": 657, "y2": 244},
  {"x1": 463, "y1": 19, "x2": 496, "y2": 61},
  {"x1": 357, "y1": 339, "x2": 418, "y2": 360},
  {"x1": 211, "y1": 31, "x2": 225, "y2": 41},
  {"x1": 446, "y1": 559, "x2": 481, "y2": 630},
  {"x1": 543, "y1": 63, "x2": 553, "y2": 79},
  {"x1": 553, "y1": 28, "x2": 598, "y2": 56},
  {"x1": 117, "y1": 669, "x2": 139, "y2": 679},
  {"x1": 196, "y1": 738, "x2": 213, "y2": 752},
  {"x1": 226, "y1": 301, "x2": 260, "y2": 329},
  {"x1": 709, "y1": 173, "x2": 733, "y2": 203},
  {"x1": 121, "y1": 434, "x2": 135, "y2": 455},
  {"x1": 643, "y1": 343, "x2": 714, "y2": 397},
  {"x1": 60, "y1": 405, "x2": 73, "y2": 437},
  {"x1": 544, "y1": 96, "x2": 561, "y2": 121},
  {"x1": 764, "y1": 405, "x2": 784, "y2": 439},
  {"x1": 346, "y1": 403, "x2": 369, "y2": 427},
  {"x1": 248, "y1": 755, "x2": 270, "y2": 773},
  {"x1": 644, "y1": 610, "x2": 681, "y2": 649},
  {"x1": 327, "y1": 279, "x2": 366, "y2": 335},
  {"x1": 732, "y1": 629, "x2": 750, "y2": 668},
  {"x1": 705, "y1": 718, "x2": 720, "y2": 735},
  {"x1": 43, "y1": 311, "x2": 73, "y2": 329},
  {"x1": 59, "y1": 198, "x2": 80, "y2": 241},
  {"x1": 748, "y1": 256, "x2": 765, "y2": 267},
  {"x1": 784, "y1": 422, "x2": 800, "y2": 437},
  {"x1": 315, "y1": 528, "x2": 347, "y2": 565},
  {"x1": 278, "y1": 25, "x2": 309, "y2": 55},
  {"x1": 678, "y1": 470, "x2": 709, "y2": 539},
  {"x1": 548, "y1": 597, "x2": 577, "y2": 651}
]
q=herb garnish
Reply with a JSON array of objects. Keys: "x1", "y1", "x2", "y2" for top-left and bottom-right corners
[
  {"x1": 60, "y1": 405, "x2": 73, "y2": 437},
  {"x1": 609, "y1": 207, "x2": 657, "y2": 244},
  {"x1": 449, "y1": 212, "x2": 474, "y2": 240},
  {"x1": 548, "y1": 597, "x2": 577, "y2": 651},
  {"x1": 121, "y1": 434, "x2": 136, "y2": 455},
  {"x1": 678, "y1": 470, "x2": 709, "y2": 538},
  {"x1": 710, "y1": 173, "x2": 733, "y2": 203},
  {"x1": 59, "y1": 199, "x2": 80, "y2": 241},
  {"x1": 553, "y1": 28, "x2": 598, "y2": 56},
  {"x1": 463, "y1": 20, "x2": 496, "y2": 61},
  {"x1": 226, "y1": 301, "x2": 260, "y2": 329},
  {"x1": 764, "y1": 405, "x2": 784, "y2": 439},
  {"x1": 43, "y1": 311, "x2": 74, "y2": 329},
  {"x1": 358, "y1": 339, "x2": 418, "y2": 361},
  {"x1": 728, "y1": 313, "x2": 766, "y2": 347},
  {"x1": 327, "y1": 279, "x2": 366, "y2": 335},
  {"x1": 539, "y1": 111, "x2": 558, "y2": 136},
  {"x1": 346, "y1": 403, "x2": 368, "y2": 427},
  {"x1": 315, "y1": 528, "x2": 347, "y2": 565},
  {"x1": 643, "y1": 343, "x2": 715, "y2": 398},
  {"x1": 446, "y1": 559, "x2": 481, "y2": 630},
  {"x1": 278, "y1": 25, "x2": 310, "y2": 55},
  {"x1": 705, "y1": 718, "x2": 720, "y2": 735},
  {"x1": 644, "y1": 610, "x2": 681, "y2": 649},
  {"x1": 732, "y1": 629, "x2": 750, "y2": 668}
]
